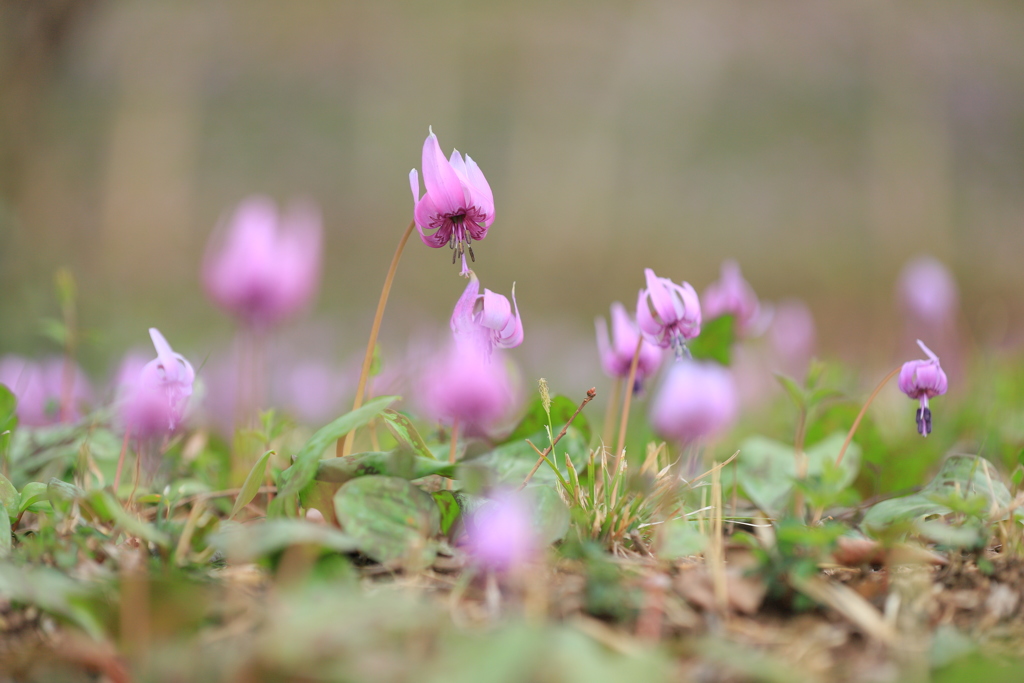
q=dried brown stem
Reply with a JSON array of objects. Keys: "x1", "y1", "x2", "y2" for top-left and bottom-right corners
[{"x1": 519, "y1": 388, "x2": 596, "y2": 490}]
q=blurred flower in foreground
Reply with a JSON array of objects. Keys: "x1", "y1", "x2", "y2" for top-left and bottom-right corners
[
  {"x1": 202, "y1": 196, "x2": 322, "y2": 329},
  {"x1": 409, "y1": 127, "x2": 494, "y2": 276},
  {"x1": 121, "y1": 329, "x2": 195, "y2": 437},
  {"x1": 898, "y1": 339, "x2": 947, "y2": 437},
  {"x1": 595, "y1": 302, "x2": 663, "y2": 393},
  {"x1": 702, "y1": 260, "x2": 761, "y2": 335},
  {"x1": 465, "y1": 489, "x2": 537, "y2": 572},
  {"x1": 417, "y1": 344, "x2": 514, "y2": 434},
  {"x1": 649, "y1": 360, "x2": 737, "y2": 444},
  {"x1": 897, "y1": 256, "x2": 959, "y2": 327},
  {"x1": 0, "y1": 356, "x2": 92, "y2": 426},
  {"x1": 768, "y1": 299, "x2": 817, "y2": 378},
  {"x1": 636, "y1": 268, "x2": 702, "y2": 358},
  {"x1": 450, "y1": 272, "x2": 523, "y2": 355}
]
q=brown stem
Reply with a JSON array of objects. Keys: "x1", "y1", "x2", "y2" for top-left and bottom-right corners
[
  {"x1": 447, "y1": 419, "x2": 460, "y2": 490},
  {"x1": 835, "y1": 366, "x2": 902, "y2": 467},
  {"x1": 519, "y1": 388, "x2": 596, "y2": 490},
  {"x1": 612, "y1": 338, "x2": 644, "y2": 475},
  {"x1": 338, "y1": 219, "x2": 416, "y2": 458}
]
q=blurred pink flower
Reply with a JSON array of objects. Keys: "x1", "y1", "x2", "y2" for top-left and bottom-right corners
[
  {"x1": 702, "y1": 260, "x2": 761, "y2": 335},
  {"x1": 465, "y1": 489, "x2": 537, "y2": 572},
  {"x1": 636, "y1": 268, "x2": 702, "y2": 358},
  {"x1": 898, "y1": 339, "x2": 948, "y2": 437},
  {"x1": 595, "y1": 302, "x2": 663, "y2": 393},
  {"x1": 0, "y1": 356, "x2": 92, "y2": 426},
  {"x1": 409, "y1": 128, "x2": 494, "y2": 276},
  {"x1": 649, "y1": 360, "x2": 737, "y2": 444},
  {"x1": 897, "y1": 256, "x2": 959, "y2": 326},
  {"x1": 768, "y1": 299, "x2": 817, "y2": 378},
  {"x1": 417, "y1": 344, "x2": 514, "y2": 434},
  {"x1": 450, "y1": 272, "x2": 523, "y2": 355},
  {"x1": 202, "y1": 196, "x2": 322, "y2": 329},
  {"x1": 121, "y1": 329, "x2": 195, "y2": 437}
]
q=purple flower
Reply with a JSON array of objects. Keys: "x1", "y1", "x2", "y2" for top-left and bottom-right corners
[
  {"x1": 636, "y1": 268, "x2": 702, "y2": 358},
  {"x1": 120, "y1": 329, "x2": 195, "y2": 437},
  {"x1": 409, "y1": 128, "x2": 494, "y2": 276},
  {"x1": 465, "y1": 490, "x2": 537, "y2": 572},
  {"x1": 649, "y1": 360, "x2": 737, "y2": 444},
  {"x1": 595, "y1": 302, "x2": 663, "y2": 393},
  {"x1": 450, "y1": 273, "x2": 523, "y2": 355},
  {"x1": 898, "y1": 339, "x2": 948, "y2": 437},
  {"x1": 0, "y1": 356, "x2": 92, "y2": 426},
  {"x1": 202, "y1": 196, "x2": 322, "y2": 329},
  {"x1": 897, "y1": 256, "x2": 959, "y2": 326},
  {"x1": 702, "y1": 260, "x2": 761, "y2": 335},
  {"x1": 768, "y1": 299, "x2": 817, "y2": 377},
  {"x1": 417, "y1": 344, "x2": 514, "y2": 434}
]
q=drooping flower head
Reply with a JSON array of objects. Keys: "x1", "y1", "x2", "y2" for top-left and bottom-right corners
[
  {"x1": 595, "y1": 302, "x2": 663, "y2": 393},
  {"x1": 636, "y1": 268, "x2": 702, "y2": 359},
  {"x1": 464, "y1": 489, "x2": 538, "y2": 572},
  {"x1": 121, "y1": 329, "x2": 195, "y2": 437},
  {"x1": 897, "y1": 256, "x2": 959, "y2": 327},
  {"x1": 702, "y1": 260, "x2": 761, "y2": 336},
  {"x1": 417, "y1": 344, "x2": 515, "y2": 435},
  {"x1": 0, "y1": 356, "x2": 92, "y2": 426},
  {"x1": 898, "y1": 339, "x2": 948, "y2": 437},
  {"x1": 409, "y1": 127, "x2": 494, "y2": 276},
  {"x1": 202, "y1": 196, "x2": 322, "y2": 329},
  {"x1": 649, "y1": 360, "x2": 737, "y2": 445},
  {"x1": 450, "y1": 272, "x2": 523, "y2": 355}
]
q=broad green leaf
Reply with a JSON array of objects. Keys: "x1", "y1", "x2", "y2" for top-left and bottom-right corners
[
  {"x1": 502, "y1": 395, "x2": 592, "y2": 445},
  {"x1": 273, "y1": 395, "x2": 400, "y2": 516},
  {"x1": 314, "y1": 451, "x2": 457, "y2": 484},
  {"x1": 521, "y1": 485, "x2": 570, "y2": 545},
  {"x1": 0, "y1": 384, "x2": 17, "y2": 457},
  {"x1": 47, "y1": 478, "x2": 84, "y2": 518},
  {"x1": 0, "y1": 471, "x2": 18, "y2": 513},
  {"x1": 774, "y1": 373, "x2": 806, "y2": 412},
  {"x1": 660, "y1": 519, "x2": 708, "y2": 559},
  {"x1": 230, "y1": 450, "x2": 275, "y2": 519},
  {"x1": 17, "y1": 481, "x2": 48, "y2": 514},
  {"x1": 380, "y1": 410, "x2": 437, "y2": 460},
  {"x1": 84, "y1": 490, "x2": 171, "y2": 547},
  {"x1": 333, "y1": 476, "x2": 440, "y2": 564},
  {"x1": 468, "y1": 428, "x2": 587, "y2": 488},
  {"x1": 211, "y1": 519, "x2": 359, "y2": 561},
  {"x1": 688, "y1": 314, "x2": 735, "y2": 366},
  {"x1": 0, "y1": 501, "x2": 10, "y2": 558},
  {"x1": 861, "y1": 455, "x2": 1011, "y2": 534},
  {"x1": 432, "y1": 490, "x2": 462, "y2": 535},
  {"x1": 736, "y1": 432, "x2": 860, "y2": 518}
]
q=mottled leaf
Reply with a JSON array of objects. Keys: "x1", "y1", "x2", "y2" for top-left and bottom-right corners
[
  {"x1": 211, "y1": 519, "x2": 359, "y2": 562},
  {"x1": 381, "y1": 410, "x2": 436, "y2": 460},
  {"x1": 333, "y1": 476, "x2": 440, "y2": 564}
]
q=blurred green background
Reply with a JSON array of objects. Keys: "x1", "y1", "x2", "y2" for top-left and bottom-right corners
[{"x1": 2, "y1": 0, "x2": 1023, "y2": 392}]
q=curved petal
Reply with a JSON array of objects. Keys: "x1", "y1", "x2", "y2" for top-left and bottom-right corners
[
  {"x1": 479, "y1": 289, "x2": 512, "y2": 331},
  {"x1": 595, "y1": 315, "x2": 616, "y2": 377},
  {"x1": 421, "y1": 129, "x2": 465, "y2": 216},
  {"x1": 609, "y1": 302, "x2": 638, "y2": 360},
  {"x1": 495, "y1": 284, "x2": 523, "y2": 348},
  {"x1": 450, "y1": 274, "x2": 481, "y2": 336},
  {"x1": 464, "y1": 154, "x2": 494, "y2": 218},
  {"x1": 643, "y1": 269, "x2": 676, "y2": 326},
  {"x1": 414, "y1": 194, "x2": 450, "y2": 247},
  {"x1": 409, "y1": 169, "x2": 420, "y2": 204}
]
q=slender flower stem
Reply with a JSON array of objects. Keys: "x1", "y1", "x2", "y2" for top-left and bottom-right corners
[
  {"x1": 835, "y1": 366, "x2": 902, "y2": 467},
  {"x1": 613, "y1": 338, "x2": 644, "y2": 471},
  {"x1": 601, "y1": 377, "x2": 623, "y2": 451},
  {"x1": 338, "y1": 219, "x2": 417, "y2": 458},
  {"x1": 447, "y1": 419, "x2": 460, "y2": 490}
]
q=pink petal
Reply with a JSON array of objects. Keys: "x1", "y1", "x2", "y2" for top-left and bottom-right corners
[
  {"x1": 409, "y1": 169, "x2": 420, "y2": 205},
  {"x1": 420, "y1": 129, "x2": 465, "y2": 216},
  {"x1": 464, "y1": 154, "x2": 494, "y2": 219}
]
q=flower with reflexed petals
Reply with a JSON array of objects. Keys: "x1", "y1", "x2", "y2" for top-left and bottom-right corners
[
  {"x1": 409, "y1": 128, "x2": 494, "y2": 276},
  {"x1": 417, "y1": 344, "x2": 514, "y2": 434},
  {"x1": 898, "y1": 339, "x2": 948, "y2": 437},
  {"x1": 595, "y1": 302, "x2": 663, "y2": 393},
  {"x1": 636, "y1": 268, "x2": 702, "y2": 359},
  {"x1": 450, "y1": 272, "x2": 522, "y2": 355},
  {"x1": 121, "y1": 329, "x2": 195, "y2": 437},
  {"x1": 702, "y1": 260, "x2": 761, "y2": 335},
  {"x1": 202, "y1": 196, "x2": 322, "y2": 329}
]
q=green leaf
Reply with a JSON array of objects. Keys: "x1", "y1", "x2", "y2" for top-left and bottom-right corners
[
  {"x1": 521, "y1": 485, "x2": 570, "y2": 545},
  {"x1": 774, "y1": 373, "x2": 806, "y2": 412},
  {"x1": 468, "y1": 428, "x2": 587, "y2": 488},
  {"x1": 211, "y1": 519, "x2": 359, "y2": 562},
  {"x1": 313, "y1": 451, "x2": 457, "y2": 484},
  {"x1": 84, "y1": 490, "x2": 171, "y2": 547},
  {"x1": 432, "y1": 490, "x2": 462, "y2": 535},
  {"x1": 273, "y1": 395, "x2": 400, "y2": 516},
  {"x1": 0, "y1": 501, "x2": 10, "y2": 558},
  {"x1": 0, "y1": 471, "x2": 18, "y2": 514},
  {"x1": 0, "y1": 384, "x2": 17, "y2": 457},
  {"x1": 230, "y1": 450, "x2": 275, "y2": 519},
  {"x1": 38, "y1": 317, "x2": 67, "y2": 346},
  {"x1": 333, "y1": 476, "x2": 440, "y2": 565},
  {"x1": 736, "y1": 432, "x2": 861, "y2": 518},
  {"x1": 0, "y1": 563, "x2": 105, "y2": 639},
  {"x1": 689, "y1": 314, "x2": 735, "y2": 366},
  {"x1": 503, "y1": 395, "x2": 592, "y2": 445},
  {"x1": 380, "y1": 410, "x2": 436, "y2": 460},
  {"x1": 660, "y1": 519, "x2": 708, "y2": 559},
  {"x1": 47, "y1": 478, "x2": 84, "y2": 518},
  {"x1": 17, "y1": 481, "x2": 48, "y2": 514},
  {"x1": 861, "y1": 455, "x2": 1011, "y2": 534}
]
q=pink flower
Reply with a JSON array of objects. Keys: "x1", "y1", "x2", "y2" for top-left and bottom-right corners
[
  {"x1": 897, "y1": 256, "x2": 958, "y2": 326},
  {"x1": 702, "y1": 260, "x2": 761, "y2": 335},
  {"x1": 898, "y1": 339, "x2": 948, "y2": 437},
  {"x1": 202, "y1": 196, "x2": 322, "y2": 329},
  {"x1": 0, "y1": 356, "x2": 92, "y2": 426},
  {"x1": 409, "y1": 128, "x2": 494, "y2": 276},
  {"x1": 768, "y1": 299, "x2": 817, "y2": 377},
  {"x1": 450, "y1": 272, "x2": 523, "y2": 355},
  {"x1": 636, "y1": 268, "x2": 702, "y2": 358},
  {"x1": 595, "y1": 302, "x2": 663, "y2": 393},
  {"x1": 120, "y1": 329, "x2": 195, "y2": 437},
  {"x1": 649, "y1": 360, "x2": 737, "y2": 444},
  {"x1": 465, "y1": 490, "x2": 537, "y2": 572},
  {"x1": 417, "y1": 344, "x2": 514, "y2": 434}
]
